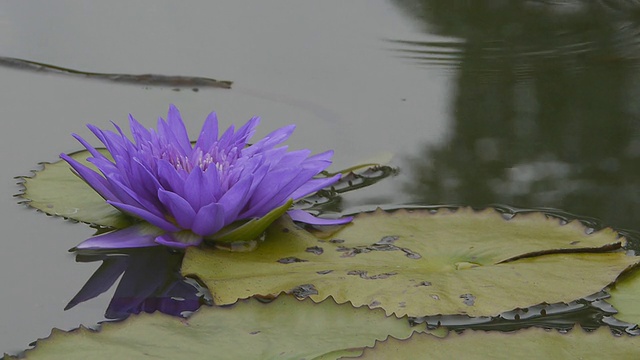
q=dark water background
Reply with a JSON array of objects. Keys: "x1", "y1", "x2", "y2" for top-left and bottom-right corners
[{"x1": 2, "y1": 0, "x2": 640, "y2": 354}]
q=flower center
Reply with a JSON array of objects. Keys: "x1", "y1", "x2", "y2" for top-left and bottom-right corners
[{"x1": 160, "y1": 144, "x2": 240, "y2": 175}]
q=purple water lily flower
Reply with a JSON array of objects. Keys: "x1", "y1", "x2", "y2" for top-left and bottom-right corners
[{"x1": 61, "y1": 105, "x2": 352, "y2": 249}]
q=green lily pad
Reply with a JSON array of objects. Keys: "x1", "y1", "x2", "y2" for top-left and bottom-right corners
[
  {"x1": 18, "y1": 149, "x2": 132, "y2": 229},
  {"x1": 13, "y1": 296, "x2": 419, "y2": 360},
  {"x1": 607, "y1": 267, "x2": 640, "y2": 326},
  {"x1": 182, "y1": 208, "x2": 639, "y2": 317},
  {"x1": 356, "y1": 326, "x2": 640, "y2": 359}
]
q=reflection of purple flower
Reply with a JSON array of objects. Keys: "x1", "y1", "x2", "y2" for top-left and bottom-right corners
[
  {"x1": 61, "y1": 105, "x2": 351, "y2": 249},
  {"x1": 66, "y1": 247, "x2": 208, "y2": 319}
]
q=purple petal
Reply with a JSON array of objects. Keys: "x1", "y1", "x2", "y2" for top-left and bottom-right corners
[
  {"x1": 300, "y1": 150, "x2": 334, "y2": 172},
  {"x1": 102, "y1": 175, "x2": 146, "y2": 209},
  {"x1": 60, "y1": 153, "x2": 119, "y2": 201},
  {"x1": 154, "y1": 232, "x2": 203, "y2": 248},
  {"x1": 239, "y1": 170, "x2": 292, "y2": 216},
  {"x1": 128, "y1": 158, "x2": 165, "y2": 210},
  {"x1": 110, "y1": 120, "x2": 137, "y2": 154},
  {"x1": 103, "y1": 174, "x2": 165, "y2": 219},
  {"x1": 244, "y1": 168, "x2": 318, "y2": 217},
  {"x1": 192, "y1": 202, "x2": 226, "y2": 236},
  {"x1": 289, "y1": 174, "x2": 341, "y2": 200},
  {"x1": 74, "y1": 224, "x2": 162, "y2": 250},
  {"x1": 110, "y1": 154, "x2": 134, "y2": 185},
  {"x1": 200, "y1": 165, "x2": 221, "y2": 204},
  {"x1": 287, "y1": 209, "x2": 353, "y2": 225},
  {"x1": 234, "y1": 155, "x2": 265, "y2": 179},
  {"x1": 110, "y1": 120, "x2": 135, "y2": 149},
  {"x1": 305, "y1": 149, "x2": 334, "y2": 163},
  {"x1": 241, "y1": 162, "x2": 269, "y2": 202},
  {"x1": 230, "y1": 116, "x2": 260, "y2": 148},
  {"x1": 107, "y1": 200, "x2": 180, "y2": 232},
  {"x1": 128, "y1": 114, "x2": 153, "y2": 146},
  {"x1": 158, "y1": 189, "x2": 196, "y2": 229},
  {"x1": 71, "y1": 133, "x2": 106, "y2": 159},
  {"x1": 86, "y1": 124, "x2": 108, "y2": 145},
  {"x1": 157, "y1": 159, "x2": 186, "y2": 192},
  {"x1": 99, "y1": 129, "x2": 129, "y2": 161},
  {"x1": 156, "y1": 123, "x2": 187, "y2": 158},
  {"x1": 260, "y1": 146, "x2": 289, "y2": 165},
  {"x1": 183, "y1": 167, "x2": 206, "y2": 210},
  {"x1": 87, "y1": 156, "x2": 119, "y2": 177},
  {"x1": 217, "y1": 176, "x2": 253, "y2": 224},
  {"x1": 216, "y1": 124, "x2": 236, "y2": 150},
  {"x1": 270, "y1": 149, "x2": 312, "y2": 168},
  {"x1": 243, "y1": 124, "x2": 295, "y2": 156},
  {"x1": 195, "y1": 112, "x2": 219, "y2": 151},
  {"x1": 166, "y1": 104, "x2": 193, "y2": 154}
]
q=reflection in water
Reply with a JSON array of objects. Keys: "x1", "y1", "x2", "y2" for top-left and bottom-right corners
[
  {"x1": 66, "y1": 247, "x2": 211, "y2": 320},
  {"x1": 390, "y1": 1, "x2": 640, "y2": 68},
  {"x1": 391, "y1": 0, "x2": 640, "y2": 230}
]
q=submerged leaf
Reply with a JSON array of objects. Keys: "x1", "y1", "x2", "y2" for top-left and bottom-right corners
[
  {"x1": 183, "y1": 208, "x2": 639, "y2": 317},
  {"x1": 18, "y1": 149, "x2": 132, "y2": 229},
  {"x1": 357, "y1": 326, "x2": 640, "y2": 359},
  {"x1": 16, "y1": 296, "x2": 418, "y2": 360},
  {"x1": 0, "y1": 56, "x2": 233, "y2": 89}
]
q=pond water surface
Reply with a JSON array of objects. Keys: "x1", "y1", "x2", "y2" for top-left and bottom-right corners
[{"x1": 1, "y1": 0, "x2": 640, "y2": 355}]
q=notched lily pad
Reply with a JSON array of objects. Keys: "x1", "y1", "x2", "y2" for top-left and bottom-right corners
[
  {"x1": 13, "y1": 296, "x2": 419, "y2": 360},
  {"x1": 17, "y1": 149, "x2": 132, "y2": 229},
  {"x1": 607, "y1": 266, "x2": 640, "y2": 326},
  {"x1": 356, "y1": 326, "x2": 640, "y2": 359},
  {"x1": 183, "y1": 208, "x2": 639, "y2": 318}
]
